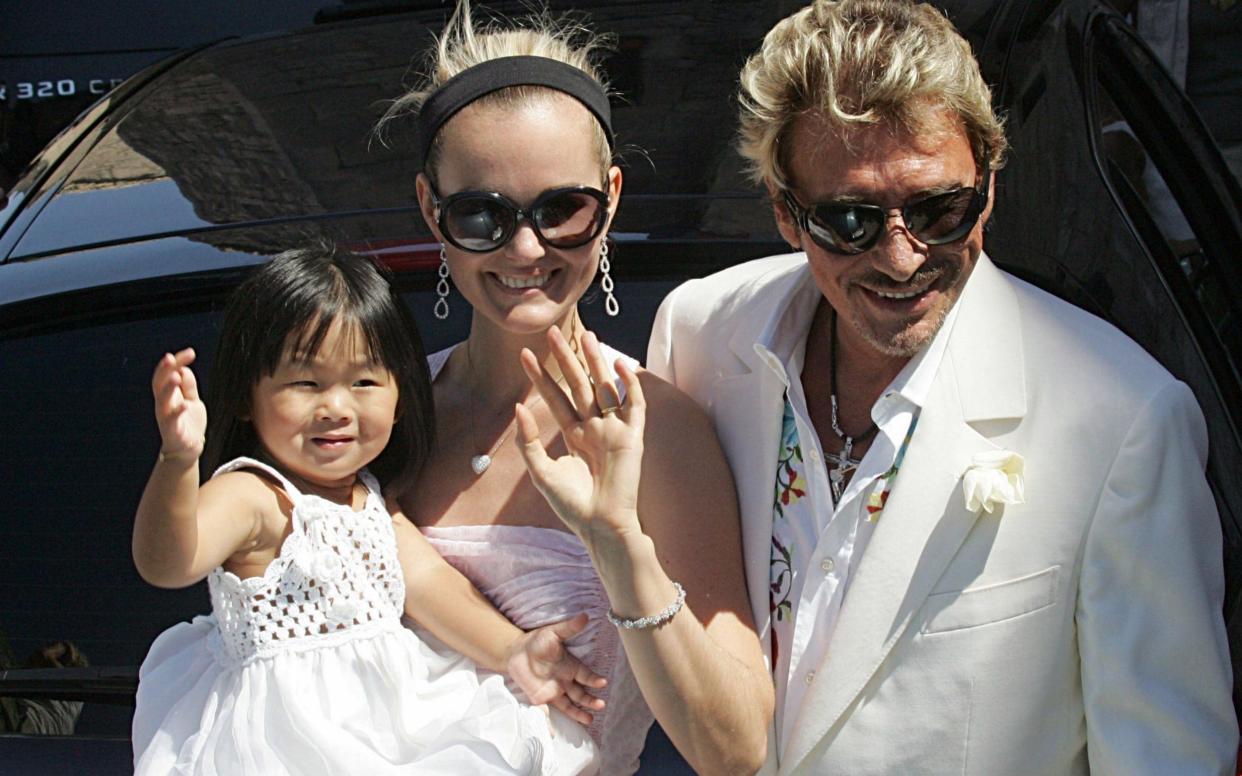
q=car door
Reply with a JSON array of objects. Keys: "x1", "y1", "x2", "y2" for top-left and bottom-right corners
[{"x1": 975, "y1": 0, "x2": 1242, "y2": 704}]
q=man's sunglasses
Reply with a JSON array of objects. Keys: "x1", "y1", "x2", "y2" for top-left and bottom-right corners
[
  {"x1": 431, "y1": 185, "x2": 610, "y2": 253},
  {"x1": 782, "y1": 160, "x2": 990, "y2": 255}
]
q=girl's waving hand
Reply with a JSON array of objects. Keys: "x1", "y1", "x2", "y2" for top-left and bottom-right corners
[
  {"x1": 134, "y1": 350, "x2": 270, "y2": 590},
  {"x1": 152, "y1": 348, "x2": 206, "y2": 462}
]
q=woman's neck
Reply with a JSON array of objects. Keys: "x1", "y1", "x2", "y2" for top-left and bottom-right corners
[{"x1": 459, "y1": 310, "x2": 583, "y2": 403}]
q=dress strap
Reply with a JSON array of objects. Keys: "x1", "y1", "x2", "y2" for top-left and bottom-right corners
[
  {"x1": 355, "y1": 468, "x2": 383, "y2": 502},
  {"x1": 211, "y1": 456, "x2": 306, "y2": 507},
  {"x1": 426, "y1": 343, "x2": 460, "y2": 381}
]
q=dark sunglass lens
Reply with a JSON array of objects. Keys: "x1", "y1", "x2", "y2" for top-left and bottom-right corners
[
  {"x1": 907, "y1": 189, "x2": 977, "y2": 243},
  {"x1": 445, "y1": 197, "x2": 512, "y2": 251},
  {"x1": 813, "y1": 205, "x2": 883, "y2": 252},
  {"x1": 535, "y1": 191, "x2": 604, "y2": 247}
]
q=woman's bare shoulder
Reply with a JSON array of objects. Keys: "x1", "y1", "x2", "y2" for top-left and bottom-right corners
[{"x1": 635, "y1": 368, "x2": 718, "y2": 442}]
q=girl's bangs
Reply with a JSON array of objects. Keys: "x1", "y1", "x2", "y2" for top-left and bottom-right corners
[{"x1": 278, "y1": 311, "x2": 396, "y2": 373}]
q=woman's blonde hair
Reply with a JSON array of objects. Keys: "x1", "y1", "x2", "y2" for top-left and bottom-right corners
[
  {"x1": 737, "y1": 0, "x2": 1007, "y2": 189},
  {"x1": 379, "y1": 0, "x2": 614, "y2": 181}
]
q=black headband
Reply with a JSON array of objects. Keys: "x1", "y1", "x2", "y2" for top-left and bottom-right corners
[{"x1": 415, "y1": 55, "x2": 614, "y2": 168}]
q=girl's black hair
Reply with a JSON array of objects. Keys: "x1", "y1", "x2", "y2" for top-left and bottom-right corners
[{"x1": 203, "y1": 244, "x2": 434, "y2": 494}]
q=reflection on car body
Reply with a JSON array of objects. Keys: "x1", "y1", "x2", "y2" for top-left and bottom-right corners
[{"x1": 0, "y1": 0, "x2": 334, "y2": 192}]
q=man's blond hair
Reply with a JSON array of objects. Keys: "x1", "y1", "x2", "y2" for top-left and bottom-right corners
[{"x1": 737, "y1": 0, "x2": 1007, "y2": 188}]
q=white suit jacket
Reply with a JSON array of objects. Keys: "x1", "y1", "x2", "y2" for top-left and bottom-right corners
[{"x1": 647, "y1": 252, "x2": 1237, "y2": 775}]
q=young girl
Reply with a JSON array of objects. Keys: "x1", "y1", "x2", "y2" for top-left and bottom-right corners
[{"x1": 131, "y1": 245, "x2": 602, "y2": 775}]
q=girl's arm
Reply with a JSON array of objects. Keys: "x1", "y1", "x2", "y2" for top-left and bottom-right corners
[
  {"x1": 132, "y1": 349, "x2": 265, "y2": 588},
  {"x1": 517, "y1": 330, "x2": 773, "y2": 775},
  {"x1": 390, "y1": 507, "x2": 605, "y2": 725}
]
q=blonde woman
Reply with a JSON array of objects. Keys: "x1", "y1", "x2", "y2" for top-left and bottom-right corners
[{"x1": 385, "y1": 3, "x2": 772, "y2": 773}]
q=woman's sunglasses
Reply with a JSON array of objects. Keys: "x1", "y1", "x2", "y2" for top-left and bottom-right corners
[
  {"x1": 431, "y1": 185, "x2": 610, "y2": 253},
  {"x1": 782, "y1": 160, "x2": 990, "y2": 256}
]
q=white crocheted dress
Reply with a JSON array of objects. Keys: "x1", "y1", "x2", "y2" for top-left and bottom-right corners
[{"x1": 132, "y1": 457, "x2": 597, "y2": 776}]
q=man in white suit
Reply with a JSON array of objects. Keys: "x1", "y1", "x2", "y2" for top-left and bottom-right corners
[{"x1": 646, "y1": 0, "x2": 1237, "y2": 772}]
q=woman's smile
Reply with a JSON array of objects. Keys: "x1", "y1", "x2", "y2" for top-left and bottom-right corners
[{"x1": 493, "y1": 270, "x2": 553, "y2": 290}]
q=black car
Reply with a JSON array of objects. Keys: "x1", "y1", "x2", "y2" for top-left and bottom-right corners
[
  {"x1": 0, "y1": 0, "x2": 363, "y2": 192},
  {"x1": 1, "y1": 1, "x2": 1239, "y2": 773}
]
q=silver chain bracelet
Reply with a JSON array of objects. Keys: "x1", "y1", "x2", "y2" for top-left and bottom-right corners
[{"x1": 607, "y1": 582, "x2": 686, "y2": 630}]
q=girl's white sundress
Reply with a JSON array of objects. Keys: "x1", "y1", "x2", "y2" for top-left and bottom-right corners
[{"x1": 132, "y1": 457, "x2": 598, "y2": 776}]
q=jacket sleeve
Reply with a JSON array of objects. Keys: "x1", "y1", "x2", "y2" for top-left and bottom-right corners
[
  {"x1": 1077, "y1": 379, "x2": 1238, "y2": 774},
  {"x1": 645, "y1": 279, "x2": 686, "y2": 385}
]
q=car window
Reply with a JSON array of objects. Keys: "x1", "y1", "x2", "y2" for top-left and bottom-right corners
[
  {"x1": 1, "y1": 307, "x2": 220, "y2": 737},
  {"x1": 1086, "y1": 11, "x2": 1242, "y2": 480},
  {"x1": 1089, "y1": 13, "x2": 1242, "y2": 377}
]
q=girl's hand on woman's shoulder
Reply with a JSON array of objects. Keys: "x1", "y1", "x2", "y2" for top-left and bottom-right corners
[{"x1": 514, "y1": 329, "x2": 645, "y2": 551}]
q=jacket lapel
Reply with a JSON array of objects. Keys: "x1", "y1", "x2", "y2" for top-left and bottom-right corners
[
  {"x1": 702, "y1": 258, "x2": 820, "y2": 656},
  {"x1": 781, "y1": 254, "x2": 1027, "y2": 771},
  {"x1": 712, "y1": 328, "x2": 791, "y2": 652}
]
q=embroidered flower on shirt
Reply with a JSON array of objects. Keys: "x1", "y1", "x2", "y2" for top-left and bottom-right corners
[
  {"x1": 865, "y1": 484, "x2": 891, "y2": 520},
  {"x1": 962, "y1": 450, "x2": 1025, "y2": 514},
  {"x1": 769, "y1": 398, "x2": 803, "y2": 670},
  {"x1": 864, "y1": 415, "x2": 919, "y2": 522},
  {"x1": 770, "y1": 536, "x2": 793, "y2": 623}
]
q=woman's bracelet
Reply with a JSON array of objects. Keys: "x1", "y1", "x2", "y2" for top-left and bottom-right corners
[{"x1": 607, "y1": 582, "x2": 686, "y2": 630}]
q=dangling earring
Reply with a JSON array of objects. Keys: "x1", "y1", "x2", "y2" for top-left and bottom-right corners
[
  {"x1": 434, "y1": 246, "x2": 450, "y2": 320},
  {"x1": 599, "y1": 239, "x2": 619, "y2": 317}
]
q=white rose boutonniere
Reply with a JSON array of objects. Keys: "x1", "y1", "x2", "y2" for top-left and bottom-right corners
[{"x1": 962, "y1": 450, "x2": 1025, "y2": 515}]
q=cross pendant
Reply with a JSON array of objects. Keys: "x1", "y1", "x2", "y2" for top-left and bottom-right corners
[{"x1": 826, "y1": 435, "x2": 858, "y2": 503}]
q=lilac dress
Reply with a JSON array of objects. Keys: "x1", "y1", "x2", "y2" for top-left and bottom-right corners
[{"x1": 418, "y1": 345, "x2": 654, "y2": 776}]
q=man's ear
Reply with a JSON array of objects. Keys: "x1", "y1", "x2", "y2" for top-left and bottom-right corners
[
  {"x1": 981, "y1": 168, "x2": 997, "y2": 226},
  {"x1": 767, "y1": 179, "x2": 803, "y2": 251}
]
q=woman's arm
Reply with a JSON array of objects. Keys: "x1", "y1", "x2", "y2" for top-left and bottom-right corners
[
  {"x1": 612, "y1": 374, "x2": 771, "y2": 773},
  {"x1": 132, "y1": 349, "x2": 262, "y2": 588},
  {"x1": 517, "y1": 330, "x2": 773, "y2": 774},
  {"x1": 390, "y1": 506, "x2": 605, "y2": 724}
]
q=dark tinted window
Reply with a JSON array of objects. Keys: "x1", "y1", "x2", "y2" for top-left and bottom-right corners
[
  {"x1": 1, "y1": 308, "x2": 219, "y2": 737},
  {"x1": 1090, "y1": 15, "x2": 1242, "y2": 375}
]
